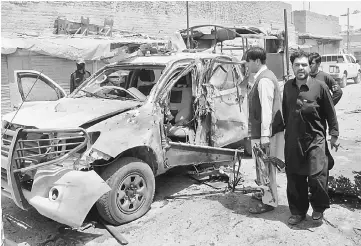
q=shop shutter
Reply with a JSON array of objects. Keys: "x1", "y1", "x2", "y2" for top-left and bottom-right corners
[
  {"x1": 29, "y1": 54, "x2": 78, "y2": 94},
  {"x1": 29, "y1": 53, "x2": 103, "y2": 94},
  {"x1": 1, "y1": 55, "x2": 11, "y2": 115}
]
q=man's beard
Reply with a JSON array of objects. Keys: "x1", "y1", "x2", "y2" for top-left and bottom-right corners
[{"x1": 296, "y1": 72, "x2": 308, "y2": 81}]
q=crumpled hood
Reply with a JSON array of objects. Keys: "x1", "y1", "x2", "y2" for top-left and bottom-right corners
[{"x1": 2, "y1": 97, "x2": 143, "y2": 129}]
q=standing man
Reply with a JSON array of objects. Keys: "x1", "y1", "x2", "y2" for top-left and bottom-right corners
[
  {"x1": 245, "y1": 47, "x2": 285, "y2": 214},
  {"x1": 283, "y1": 50, "x2": 339, "y2": 225},
  {"x1": 309, "y1": 52, "x2": 343, "y2": 105},
  {"x1": 70, "y1": 59, "x2": 91, "y2": 93},
  {"x1": 309, "y1": 52, "x2": 343, "y2": 171}
]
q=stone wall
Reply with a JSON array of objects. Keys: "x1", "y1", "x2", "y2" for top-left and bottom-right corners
[{"x1": 1, "y1": 1, "x2": 296, "y2": 43}]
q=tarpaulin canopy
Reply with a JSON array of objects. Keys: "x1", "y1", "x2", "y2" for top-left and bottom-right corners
[{"x1": 1, "y1": 34, "x2": 168, "y2": 61}]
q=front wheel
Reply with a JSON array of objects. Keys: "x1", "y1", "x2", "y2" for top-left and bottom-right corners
[
  {"x1": 96, "y1": 157, "x2": 155, "y2": 225},
  {"x1": 354, "y1": 72, "x2": 361, "y2": 84},
  {"x1": 339, "y1": 74, "x2": 347, "y2": 88}
]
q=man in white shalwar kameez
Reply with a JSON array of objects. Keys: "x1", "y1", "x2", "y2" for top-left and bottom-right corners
[{"x1": 244, "y1": 47, "x2": 285, "y2": 213}]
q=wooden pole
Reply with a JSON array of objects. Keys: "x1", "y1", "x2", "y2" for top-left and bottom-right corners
[
  {"x1": 347, "y1": 8, "x2": 350, "y2": 53},
  {"x1": 186, "y1": 1, "x2": 190, "y2": 49},
  {"x1": 284, "y1": 9, "x2": 290, "y2": 76}
]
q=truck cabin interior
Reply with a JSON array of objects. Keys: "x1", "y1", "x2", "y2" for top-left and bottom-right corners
[
  {"x1": 164, "y1": 71, "x2": 195, "y2": 144},
  {"x1": 130, "y1": 68, "x2": 162, "y2": 96},
  {"x1": 89, "y1": 67, "x2": 163, "y2": 99}
]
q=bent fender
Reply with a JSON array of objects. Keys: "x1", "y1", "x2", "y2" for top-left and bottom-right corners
[{"x1": 28, "y1": 168, "x2": 111, "y2": 227}]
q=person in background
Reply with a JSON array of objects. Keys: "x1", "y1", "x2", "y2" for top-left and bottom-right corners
[
  {"x1": 282, "y1": 50, "x2": 339, "y2": 225},
  {"x1": 70, "y1": 59, "x2": 91, "y2": 93},
  {"x1": 245, "y1": 47, "x2": 285, "y2": 214},
  {"x1": 309, "y1": 52, "x2": 343, "y2": 172},
  {"x1": 309, "y1": 52, "x2": 343, "y2": 105}
]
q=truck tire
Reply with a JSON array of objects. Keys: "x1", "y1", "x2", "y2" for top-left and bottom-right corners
[
  {"x1": 340, "y1": 73, "x2": 347, "y2": 88},
  {"x1": 96, "y1": 157, "x2": 155, "y2": 225},
  {"x1": 354, "y1": 72, "x2": 361, "y2": 84}
]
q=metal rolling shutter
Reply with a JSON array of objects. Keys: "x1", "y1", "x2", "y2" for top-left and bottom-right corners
[
  {"x1": 1, "y1": 55, "x2": 11, "y2": 115},
  {"x1": 29, "y1": 54, "x2": 101, "y2": 94},
  {"x1": 29, "y1": 54, "x2": 76, "y2": 94}
]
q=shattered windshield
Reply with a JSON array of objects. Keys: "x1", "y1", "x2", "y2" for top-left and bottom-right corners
[{"x1": 71, "y1": 66, "x2": 164, "y2": 101}]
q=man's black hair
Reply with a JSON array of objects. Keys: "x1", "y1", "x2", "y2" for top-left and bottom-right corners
[
  {"x1": 245, "y1": 47, "x2": 266, "y2": 64},
  {"x1": 290, "y1": 50, "x2": 310, "y2": 65},
  {"x1": 309, "y1": 52, "x2": 322, "y2": 65}
]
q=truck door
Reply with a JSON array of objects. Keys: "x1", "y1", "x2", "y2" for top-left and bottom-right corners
[
  {"x1": 11, "y1": 70, "x2": 67, "y2": 111},
  {"x1": 206, "y1": 58, "x2": 248, "y2": 147},
  {"x1": 346, "y1": 55, "x2": 357, "y2": 77}
]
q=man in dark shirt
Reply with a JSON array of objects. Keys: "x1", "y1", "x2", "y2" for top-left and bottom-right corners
[
  {"x1": 309, "y1": 52, "x2": 343, "y2": 105},
  {"x1": 283, "y1": 50, "x2": 339, "y2": 225},
  {"x1": 70, "y1": 59, "x2": 91, "y2": 93},
  {"x1": 309, "y1": 52, "x2": 343, "y2": 171}
]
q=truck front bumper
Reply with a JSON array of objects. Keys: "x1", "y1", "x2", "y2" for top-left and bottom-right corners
[{"x1": 1, "y1": 155, "x2": 111, "y2": 228}]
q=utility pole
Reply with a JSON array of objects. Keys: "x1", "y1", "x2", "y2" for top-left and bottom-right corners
[{"x1": 347, "y1": 8, "x2": 350, "y2": 52}]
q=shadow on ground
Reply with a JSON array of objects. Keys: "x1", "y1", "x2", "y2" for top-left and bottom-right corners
[{"x1": 206, "y1": 191, "x2": 324, "y2": 232}]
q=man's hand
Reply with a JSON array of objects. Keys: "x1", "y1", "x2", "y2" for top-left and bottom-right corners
[{"x1": 330, "y1": 136, "x2": 339, "y2": 151}]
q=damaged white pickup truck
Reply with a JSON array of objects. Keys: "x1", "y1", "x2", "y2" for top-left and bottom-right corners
[{"x1": 1, "y1": 52, "x2": 249, "y2": 227}]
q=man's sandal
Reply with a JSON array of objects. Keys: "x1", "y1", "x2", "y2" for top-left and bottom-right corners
[{"x1": 249, "y1": 201, "x2": 275, "y2": 214}]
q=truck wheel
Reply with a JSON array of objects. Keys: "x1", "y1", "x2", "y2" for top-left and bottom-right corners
[
  {"x1": 340, "y1": 74, "x2": 347, "y2": 88},
  {"x1": 354, "y1": 72, "x2": 361, "y2": 84},
  {"x1": 96, "y1": 157, "x2": 155, "y2": 225}
]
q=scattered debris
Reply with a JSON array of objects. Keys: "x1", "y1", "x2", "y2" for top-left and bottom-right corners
[
  {"x1": 345, "y1": 109, "x2": 361, "y2": 114},
  {"x1": 164, "y1": 186, "x2": 261, "y2": 199},
  {"x1": 98, "y1": 217, "x2": 129, "y2": 245},
  {"x1": 328, "y1": 171, "x2": 361, "y2": 208}
]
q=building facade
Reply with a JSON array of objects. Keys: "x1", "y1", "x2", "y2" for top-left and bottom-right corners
[{"x1": 293, "y1": 10, "x2": 342, "y2": 55}]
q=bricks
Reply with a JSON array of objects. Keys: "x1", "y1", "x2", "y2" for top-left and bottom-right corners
[{"x1": 1, "y1": 1, "x2": 296, "y2": 43}]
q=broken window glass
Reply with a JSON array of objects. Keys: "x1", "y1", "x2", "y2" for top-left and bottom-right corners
[
  {"x1": 20, "y1": 77, "x2": 59, "y2": 102},
  {"x1": 209, "y1": 63, "x2": 236, "y2": 91}
]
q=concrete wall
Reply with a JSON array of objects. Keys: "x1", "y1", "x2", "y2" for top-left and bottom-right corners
[
  {"x1": 293, "y1": 10, "x2": 340, "y2": 36},
  {"x1": 1, "y1": 1, "x2": 297, "y2": 43}
]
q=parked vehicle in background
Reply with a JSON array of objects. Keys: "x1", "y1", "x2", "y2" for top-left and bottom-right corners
[{"x1": 320, "y1": 53, "x2": 361, "y2": 88}]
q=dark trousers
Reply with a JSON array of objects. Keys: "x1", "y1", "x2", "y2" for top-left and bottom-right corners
[{"x1": 286, "y1": 162, "x2": 330, "y2": 215}]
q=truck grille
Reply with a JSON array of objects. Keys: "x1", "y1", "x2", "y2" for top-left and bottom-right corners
[
  {"x1": 1, "y1": 167, "x2": 7, "y2": 183},
  {"x1": 14, "y1": 129, "x2": 88, "y2": 169},
  {"x1": 1, "y1": 127, "x2": 16, "y2": 158},
  {"x1": 2, "y1": 124, "x2": 89, "y2": 172}
]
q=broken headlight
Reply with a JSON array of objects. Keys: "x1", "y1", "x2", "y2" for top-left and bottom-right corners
[{"x1": 88, "y1": 131, "x2": 101, "y2": 145}]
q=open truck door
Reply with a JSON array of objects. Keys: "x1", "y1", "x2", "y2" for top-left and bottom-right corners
[
  {"x1": 207, "y1": 58, "x2": 248, "y2": 147},
  {"x1": 163, "y1": 57, "x2": 247, "y2": 168},
  {"x1": 10, "y1": 70, "x2": 67, "y2": 111}
]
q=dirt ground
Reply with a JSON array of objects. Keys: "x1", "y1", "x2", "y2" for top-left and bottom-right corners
[{"x1": 2, "y1": 80, "x2": 361, "y2": 246}]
